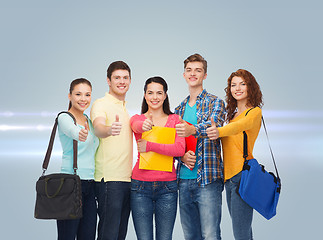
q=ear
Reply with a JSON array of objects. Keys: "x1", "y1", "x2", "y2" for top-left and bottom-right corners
[
  {"x1": 203, "y1": 73, "x2": 208, "y2": 80},
  {"x1": 68, "y1": 93, "x2": 71, "y2": 101},
  {"x1": 107, "y1": 77, "x2": 111, "y2": 87}
]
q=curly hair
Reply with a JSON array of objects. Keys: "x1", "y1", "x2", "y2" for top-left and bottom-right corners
[{"x1": 225, "y1": 69, "x2": 263, "y2": 121}]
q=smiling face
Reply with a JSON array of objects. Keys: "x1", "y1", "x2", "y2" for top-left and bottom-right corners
[
  {"x1": 107, "y1": 69, "x2": 131, "y2": 100},
  {"x1": 230, "y1": 76, "x2": 248, "y2": 103},
  {"x1": 68, "y1": 83, "x2": 92, "y2": 113},
  {"x1": 144, "y1": 82, "x2": 167, "y2": 111},
  {"x1": 183, "y1": 61, "x2": 207, "y2": 89}
]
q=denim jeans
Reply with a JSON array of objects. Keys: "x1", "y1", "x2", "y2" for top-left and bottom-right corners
[
  {"x1": 131, "y1": 179, "x2": 178, "y2": 240},
  {"x1": 179, "y1": 178, "x2": 224, "y2": 240},
  {"x1": 225, "y1": 172, "x2": 253, "y2": 240},
  {"x1": 57, "y1": 180, "x2": 97, "y2": 240},
  {"x1": 95, "y1": 180, "x2": 131, "y2": 240}
]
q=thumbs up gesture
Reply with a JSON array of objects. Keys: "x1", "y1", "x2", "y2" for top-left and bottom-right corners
[
  {"x1": 175, "y1": 116, "x2": 196, "y2": 138},
  {"x1": 79, "y1": 121, "x2": 89, "y2": 142},
  {"x1": 110, "y1": 114, "x2": 122, "y2": 136},
  {"x1": 142, "y1": 112, "x2": 154, "y2": 132},
  {"x1": 206, "y1": 118, "x2": 219, "y2": 140}
]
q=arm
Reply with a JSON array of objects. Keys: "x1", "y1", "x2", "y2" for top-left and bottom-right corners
[
  {"x1": 57, "y1": 114, "x2": 81, "y2": 141},
  {"x1": 218, "y1": 107, "x2": 262, "y2": 137},
  {"x1": 130, "y1": 114, "x2": 153, "y2": 134},
  {"x1": 92, "y1": 116, "x2": 122, "y2": 138},
  {"x1": 146, "y1": 132, "x2": 185, "y2": 157}
]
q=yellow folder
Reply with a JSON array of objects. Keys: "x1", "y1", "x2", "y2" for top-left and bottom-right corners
[{"x1": 139, "y1": 126, "x2": 176, "y2": 172}]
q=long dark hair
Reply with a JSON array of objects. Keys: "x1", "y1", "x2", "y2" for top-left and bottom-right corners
[
  {"x1": 225, "y1": 69, "x2": 263, "y2": 121},
  {"x1": 141, "y1": 76, "x2": 173, "y2": 115},
  {"x1": 68, "y1": 78, "x2": 92, "y2": 110}
]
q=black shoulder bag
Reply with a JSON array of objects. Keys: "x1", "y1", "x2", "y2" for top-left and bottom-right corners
[{"x1": 34, "y1": 111, "x2": 82, "y2": 220}]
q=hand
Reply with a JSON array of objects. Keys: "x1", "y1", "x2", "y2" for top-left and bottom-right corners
[
  {"x1": 175, "y1": 116, "x2": 196, "y2": 138},
  {"x1": 206, "y1": 118, "x2": 219, "y2": 140},
  {"x1": 137, "y1": 139, "x2": 147, "y2": 153},
  {"x1": 110, "y1": 115, "x2": 122, "y2": 136},
  {"x1": 182, "y1": 150, "x2": 196, "y2": 170},
  {"x1": 142, "y1": 113, "x2": 153, "y2": 132},
  {"x1": 79, "y1": 121, "x2": 89, "y2": 142}
]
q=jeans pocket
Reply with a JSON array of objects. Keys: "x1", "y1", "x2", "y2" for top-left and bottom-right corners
[
  {"x1": 164, "y1": 181, "x2": 178, "y2": 193},
  {"x1": 131, "y1": 180, "x2": 145, "y2": 193}
]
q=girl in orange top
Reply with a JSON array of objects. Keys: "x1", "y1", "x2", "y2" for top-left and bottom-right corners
[{"x1": 207, "y1": 69, "x2": 263, "y2": 240}]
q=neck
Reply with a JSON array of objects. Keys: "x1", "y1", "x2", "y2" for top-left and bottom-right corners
[
  {"x1": 237, "y1": 99, "x2": 250, "y2": 113},
  {"x1": 109, "y1": 91, "x2": 126, "y2": 101},
  {"x1": 146, "y1": 108, "x2": 167, "y2": 118},
  {"x1": 188, "y1": 86, "x2": 203, "y2": 106},
  {"x1": 68, "y1": 108, "x2": 85, "y2": 119}
]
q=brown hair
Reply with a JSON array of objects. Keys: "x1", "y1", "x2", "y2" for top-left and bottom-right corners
[
  {"x1": 68, "y1": 78, "x2": 92, "y2": 110},
  {"x1": 184, "y1": 53, "x2": 207, "y2": 73},
  {"x1": 107, "y1": 61, "x2": 131, "y2": 80},
  {"x1": 225, "y1": 69, "x2": 263, "y2": 121}
]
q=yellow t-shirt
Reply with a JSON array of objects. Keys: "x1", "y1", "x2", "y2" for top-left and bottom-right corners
[
  {"x1": 90, "y1": 93, "x2": 133, "y2": 182},
  {"x1": 219, "y1": 107, "x2": 262, "y2": 181}
]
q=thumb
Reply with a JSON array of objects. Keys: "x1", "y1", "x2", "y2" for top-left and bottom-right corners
[
  {"x1": 149, "y1": 112, "x2": 153, "y2": 122},
  {"x1": 211, "y1": 118, "x2": 216, "y2": 127},
  {"x1": 179, "y1": 115, "x2": 185, "y2": 124},
  {"x1": 84, "y1": 121, "x2": 89, "y2": 131},
  {"x1": 115, "y1": 114, "x2": 119, "y2": 122}
]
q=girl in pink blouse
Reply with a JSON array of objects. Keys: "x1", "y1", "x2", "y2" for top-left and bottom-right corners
[{"x1": 130, "y1": 76, "x2": 185, "y2": 240}]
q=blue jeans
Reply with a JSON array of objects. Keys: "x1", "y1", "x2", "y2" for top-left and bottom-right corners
[
  {"x1": 131, "y1": 179, "x2": 178, "y2": 240},
  {"x1": 179, "y1": 178, "x2": 224, "y2": 240},
  {"x1": 95, "y1": 180, "x2": 131, "y2": 240},
  {"x1": 57, "y1": 180, "x2": 97, "y2": 240},
  {"x1": 225, "y1": 172, "x2": 253, "y2": 240}
]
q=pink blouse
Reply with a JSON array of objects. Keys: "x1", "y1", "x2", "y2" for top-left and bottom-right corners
[{"x1": 130, "y1": 114, "x2": 185, "y2": 181}]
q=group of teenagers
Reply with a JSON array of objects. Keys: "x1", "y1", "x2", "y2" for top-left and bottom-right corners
[{"x1": 56, "y1": 53, "x2": 263, "y2": 240}]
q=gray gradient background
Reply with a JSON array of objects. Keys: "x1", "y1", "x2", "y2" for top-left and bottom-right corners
[{"x1": 1, "y1": 0, "x2": 322, "y2": 239}]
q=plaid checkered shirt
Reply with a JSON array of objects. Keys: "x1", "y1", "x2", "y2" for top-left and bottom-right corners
[{"x1": 175, "y1": 89, "x2": 226, "y2": 186}]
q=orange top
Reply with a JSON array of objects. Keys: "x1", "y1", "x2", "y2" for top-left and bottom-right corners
[{"x1": 218, "y1": 107, "x2": 262, "y2": 181}]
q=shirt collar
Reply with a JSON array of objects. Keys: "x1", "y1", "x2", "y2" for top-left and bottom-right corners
[
  {"x1": 105, "y1": 92, "x2": 127, "y2": 106},
  {"x1": 196, "y1": 89, "x2": 207, "y2": 99}
]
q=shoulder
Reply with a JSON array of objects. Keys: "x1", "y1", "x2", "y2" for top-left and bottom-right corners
[
  {"x1": 130, "y1": 114, "x2": 145, "y2": 121},
  {"x1": 92, "y1": 95, "x2": 111, "y2": 107},
  {"x1": 57, "y1": 112, "x2": 75, "y2": 126},
  {"x1": 245, "y1": 107, "x2": 262, "y2": 120},
  {"x1": 175, "y1": 96, "x2": 189, "y2": 111},
  {"x1": 167, "y1": 114, "x2": 181, "y2": 126},
  {"x1": 58, "y1": 112, "x2": 74, "y2": 121},
  {"x1": 169, "y1": 113, "x2": 180, "y2": 121},
  {"x1": 201, "y1": 91, "x2": 225, "y2": 106}
]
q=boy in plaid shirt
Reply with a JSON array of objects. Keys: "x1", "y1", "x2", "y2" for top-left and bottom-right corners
[{"x1": 175, "y1": 53, "x2": 226, "y2": 240}]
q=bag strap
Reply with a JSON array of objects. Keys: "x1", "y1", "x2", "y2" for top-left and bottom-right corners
[
  {"x1": 42, "y1": 111, "x2": 78, "y2": 175},
  {"x1": 243, "y1": 109, "x2": 280, "y2": 180}
]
